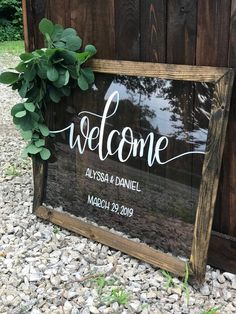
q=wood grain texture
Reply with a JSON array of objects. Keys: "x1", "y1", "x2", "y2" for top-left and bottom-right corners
[
  {"x1": 22, "y1": 0, "x2": 29, "y2": 51},
  {"x1": 167, "y1": 0, "x2": 197, "y2": 65},
  {"x1": 140, "y1": 0, "x2": 166, "y2": 62},
  {"x1": 221, "y1": 0, "x2": 236, "y2": 237},
  {"x1": 24, "y1": 1, "x2": 236, "y2": 275},
  {"x1": 191, "y1": 69, "x2": 235, "y2": 281},
  {"x1": 70, "y1": 0, "x2": 115, "y2": 59},
  {"x1": 32, "y1": 161, "x2": 46, "y2": 212},
  {"x1": 196, "y1": 0, "x2": 231, "y2": 66},
  {"x1": 115, "y1": 0, "x2": 140, "y2": 60},
  {"x1": 36, "y1": 206, "x2": 187, "y2": 277},
  {"x1": 209, "y1": 231, "x2": 236, "y2": 273},
  {"x1": 48, "y1": 0, "x2": 66, "y2": 26},
  {"x1": 89, "y1": 59, "x2": 228, "y2": 82},
  {"x1": 166, "y1": 0, "x2": 198, "y2": 205},
  {"x1": 213, "y1": 0, "x2": 236, "y2": 239},
  {"x1": 229, "y1": 0, "x2": 236, "y2": 66}
]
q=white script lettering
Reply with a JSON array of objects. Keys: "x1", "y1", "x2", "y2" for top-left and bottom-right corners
[{"x1": 50, "y1": 91, "x2": 205, "y2": 167}]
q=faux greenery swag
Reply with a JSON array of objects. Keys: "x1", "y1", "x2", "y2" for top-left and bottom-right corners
[{"x1": 0, "y1": 18, "x2": 97, "y2": 160}]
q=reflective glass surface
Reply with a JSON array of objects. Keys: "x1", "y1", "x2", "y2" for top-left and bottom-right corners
[{"x1": 44, "y1": 74, "x2": 214, "y2": 257}]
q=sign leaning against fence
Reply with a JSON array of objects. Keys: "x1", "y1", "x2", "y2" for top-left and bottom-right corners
[{"x1": 33, "y1": 60, "x2": 234, "y2": 282}]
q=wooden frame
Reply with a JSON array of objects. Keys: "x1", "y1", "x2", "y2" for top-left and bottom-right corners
[{"x1": 33, "y1": 60, "x2": 234, "y2": 282}]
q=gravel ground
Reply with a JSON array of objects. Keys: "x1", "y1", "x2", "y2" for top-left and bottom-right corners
[{"x1": 0, "y1": 53, "x2": 236, "y2": 314}]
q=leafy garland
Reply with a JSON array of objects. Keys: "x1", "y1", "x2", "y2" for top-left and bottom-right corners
[{"x1": 0, "y1": 18, "x2": 97, "y2": 160}]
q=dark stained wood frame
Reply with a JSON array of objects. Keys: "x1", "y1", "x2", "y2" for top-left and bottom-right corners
[{"x1": 34, "y1": 59, "x2": 234, "y2": 282}]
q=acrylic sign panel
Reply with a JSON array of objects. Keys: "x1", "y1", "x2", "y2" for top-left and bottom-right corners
[{"x1": 44, "y1": 73, "x2": 213, "y2": 258}]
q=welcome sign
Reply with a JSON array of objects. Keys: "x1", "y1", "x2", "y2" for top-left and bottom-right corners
[{"x1": 34, "y1": 60, "x2": 234, "y2": 281}]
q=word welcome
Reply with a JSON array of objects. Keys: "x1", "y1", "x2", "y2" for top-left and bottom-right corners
[{"x1": 51, "y1": 91, "x2": 205, "y2": 167}]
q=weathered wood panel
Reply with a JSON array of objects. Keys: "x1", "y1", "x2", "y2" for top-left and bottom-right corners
[
  {"x1": 115, "y1": 0, "x2": 140, "y2": 60},
  {"x1": 23, "y1": 0, "x2": 236, "y2": 273},
  {"x1": 140, "y1": 0, "x2": 166, "y2": 62},
  {"x1": 196, "y1": 0, "x2": 231, "y2": 66},
  {"x1": 70, "y1": 0, "x2": 115, "y2": 59}
]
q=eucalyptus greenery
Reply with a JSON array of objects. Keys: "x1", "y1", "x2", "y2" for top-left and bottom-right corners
[{"x1": 0, "y1": 18, "x2": 97, "y2": 160}]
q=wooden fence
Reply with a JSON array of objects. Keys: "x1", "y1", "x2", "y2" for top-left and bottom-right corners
[{"x1": 22, "y1": 0, "x2": 236, "y2": 273}]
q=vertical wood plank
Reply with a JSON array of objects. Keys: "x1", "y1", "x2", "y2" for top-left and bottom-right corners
[
  {"x1": 70, "y1": 0, "x2": 115, "y2": 59},
  {"x1": 22, "y1": 0, "x2": 29, "y2": 51},
  {"x1": 196, "y1": 0, "x2": 231, "y2": 66},
  {"x1": 166, "y1": 0, "x2": 198, "y2": 215},
  {"x1": 167, "y1": 0, "x2": 197, "y2": 65},
  {"x1": 115, "y1": 0, "x2": 140, "y2": 60},
  {"x1": 191, "y1": 69, "x2": 234, "y2": 281},
  {"x1": 196, "y1": 0, "x2": 232, "y2": 240},
  {"x1": 220, "y1": 0, "x2": 236, "y2": 237},
  {"x1": 140, "y1": 0, "x2": 166, "y2": 62},
  {"x1": 48, "y1": 0, "x2": 66, "y2": 26}
]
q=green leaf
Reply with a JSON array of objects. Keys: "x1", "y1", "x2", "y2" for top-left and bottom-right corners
[
  {"x1": 67, "y1": 65, "x2": 77, "y2": 79},
  {"x1": 0, "y1": 72, "x2": 19, "y2": 84},
  {"x1": 21, "y1": 148, "x2": 29, "y2": 159},
  {"x1": 65, "y1": 36, "x2": 82, "y2": 51},
  {"x1": 39, "y1": 124, "x2": 50, "y2": 136},
  {"x1": 53, "y1": 69, "x2": 67, "y2": 88},
  {"x1": 19, "y1": 116, "x2": 34, "y2": 131},
  {"x1": 19, "y1": 82, "x2": 29, "y2": 98},
  {"x1": 35, "y1": 139, "x2": 45, "y2": 147},
  {"x1": 11, "y1": 103, "x2": 25, "y2": 116},
  {"x1": 47, "y1": 66, "x2": 59, "y2": 81},
  {"x1": 49, "y1": 87, "x2": 62, "y2": 103},
  {"x1": 32, "y1": 134, "x2": 40, "y2": 140},
  {"x1": 24, "y1": 102, "x2": 35, "y2": 112},
  {"x1": 64, "y1": 70, "x2": 70, "y2": 85},
  {"x1": 13, "y1": 116, "x2": 21, "y2": 125},
  {"x1": 77, "y1": 74, "x2": 89, "y2": 91},
  {"x1": 61, "y1": 86, "x2": 71, "y2": 96},
  {"x1": 21, "y1": 130, "x2": 33, "y2": 140},
  {"x1": 40, "y1": 148, "x2": 51, "y2": 160},
  {"x1": 15, "y1": 110, "x2": 27, "y2": 118},
  {"x1": 30, "y1": 112, "x2": 40, "y2": 121},
  {"x1": 15, "y1": 62, "x2": 27, "y2": 72},
  {"x1": 54, "y1": 41, "x2": 66, "y2": 49},
  {"x1": 85, "y1": 44, "x2": 97, "y2": 56},
  {"x1": 58, "y1": 50, "x2": 77, "y2": 64},
  {"x1": 27, "y1": 144, "x2": 42, "y2": 155},
  {"x1": 61, "y1": 28, "x2": 77, "y2": 38},
  {"x1": 37, "y1": 59, "x2": 48, "y2": 79},
  {"x1": 20, "y1": 52, "x2": 34, "y2": 62},
  {"x1": 39, "y1": 18, "x2": 54, "y2": 36},
  {"x1": 51, "y1": 24, "x2": 64, "y2": 41},
  {"x1": 45, "y1": 49, "x2": 58, "y2": 58},
  {"x1": 81, "y1": 68, "x2": 95, "y2": 84},
  {"x1": 24, "y1": 64, "x2": 37, "y2": 81},
  {"x1": 32, "y1": 49, "x2": 45, "y2": 57}
]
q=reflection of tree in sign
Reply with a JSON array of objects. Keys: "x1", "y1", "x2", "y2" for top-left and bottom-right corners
[
  {"x1": 111, "y1": 98, "x2": 159, "y2": 134},
  {"x1": 161, "y1": 81, "x2": 213, "y2": 148},
  {"x1": 114, "y1": 75, "x2": 213, "y2": 150},
  {"x1": 115, "y1": 76, "x2": 165, "y2": 99}
]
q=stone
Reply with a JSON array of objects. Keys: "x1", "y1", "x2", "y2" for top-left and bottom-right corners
[
  {"x1": 146, "y1": 291, "x2": 157, "y2": 299},
  {"x1": 223, "y1": 272, "x2": 236, "y2": 283},
  {"x1": 89, "y1": 306, "x2": 99, "y2": 314},
  {"x1": 217, "y1": 274, "x2": 226, "y2": 284},
  {"x1": 169, "y1": 294, "x2": 179, "y2": 302},
  {"x1": 200, "y1": 284, "x2": 210, "y2": 296},
  {"x1": 63, "y1": 300, "x2": 73, "y2": 312},
  {"x1": 29, "y1": 273, "x2": 42, "y2": 282},
  {"x1": 129, "y1": 300, "x2": 141, "y2": 312}
]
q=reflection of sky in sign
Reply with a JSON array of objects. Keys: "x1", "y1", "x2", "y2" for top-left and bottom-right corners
[{"x1": 105, "y1": 81, "x2": 207, "y2": 151}]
